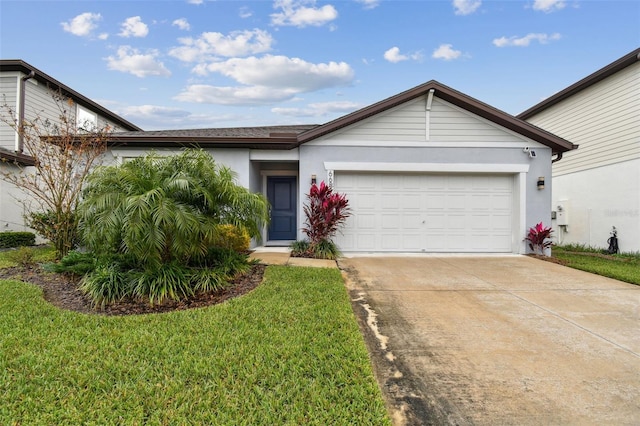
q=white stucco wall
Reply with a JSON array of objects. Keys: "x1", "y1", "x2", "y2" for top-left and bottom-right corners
[{"x1": 552, "y1": 158, "x2": 640, "y2": 252}]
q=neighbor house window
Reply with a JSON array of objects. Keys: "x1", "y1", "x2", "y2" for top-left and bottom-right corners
[{"x1": 76, "y1": 105, "x2": 97, "y2": 132}]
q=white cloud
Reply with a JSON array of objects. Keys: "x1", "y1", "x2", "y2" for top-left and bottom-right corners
[
  {"x1": 239, "y1": 7, "x2": 253, "y2": 18},
  {"x1": 432, "y1": 44, "x2": 462, "y2": 60},
  {"x1": 172, "y1": 18, "x2": 191, "y2": 31},
  {"x1": 194, "y1": 55, "x2": 353, "y2": 89},
  {"x1": 533, "y1": 0, "x2": 566, "y2": 13},
  {"x1": 271, "y1": 0, "x2": 338, "y2": 28},
  {"x1": 176, "y1": 55, "x2": 354, "y2": 105},
  {"x1": 187, "y1": 0, "x2": 204, "y2": 4},
  {"x1": 119, "y1": 16, "x2": 149, "y2": 38},
  {"x1": 383, "y1": 46, "x2": 422, "y2": 63},
  {"x1": 175, "y1": 85, "x2": 300, "y2": 105},
  {"x1": 493, "y1": 32, "x2": 561, "y2": 47},
  {"x1": 272, "y1": 100, "x2": 361, "y2": 117},
  {"x1": 121, "y1": 105, "x2": 191, "y2": 119},
  {"x1": 355, "y1": 0, "x2": 380, "y2": 9},
  {"x1": 61, "y1": 12, "x2": 102, "y2": 37},
  {"x1": 106, "y1": 46, "x2": 171, "y2": 77},
  {"x1": 98, "y1": 33, "x2": 109, "y2": 40},
  {"x1": 169, "y1": 29, "x2": 274, "y2": 62},
  {"x1": 453, "y1": 0, "x2": 481, "y2": 15}
]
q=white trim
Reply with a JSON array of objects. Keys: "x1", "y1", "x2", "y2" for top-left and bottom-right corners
[
  {"x1": 13, "y1": 75, "x2": 20, "y2": 151},
  {"x1": 517, "y1": 172, "x2": 527, "y2": 254},
  {"x1": 305, "y1": 139, "x2": 547, "y2": 148},
  {"x1": 324, "y1": 162, "x2": 529, "y2": 174},
  {"x1": 425, "y1": 88, "x2": 435, "y2": 142},
  {"x1": 250, "y1": 149, "x2": 299, "y2": 161}
]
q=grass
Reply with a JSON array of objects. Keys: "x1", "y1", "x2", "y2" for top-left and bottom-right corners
[
  {"x1": 0, "y1": 245, "x2": 56, "y2": 268},
  {"x1": 0, "y1": 266, "x2": 391, "y2": 425},
  {"x1": 552, "y1": 245, "x2": 640, "y2": 285}
]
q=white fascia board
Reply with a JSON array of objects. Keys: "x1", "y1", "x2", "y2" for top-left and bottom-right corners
[
  {"x1": 250, "y1": 148, "x2": 299, "y2": 161},
  {"x1": 305, "y1": 139, "x2": 548, "y2": 148},
  {"x1": 324, "y1": 162, "x2": 530, "y2": 173}
]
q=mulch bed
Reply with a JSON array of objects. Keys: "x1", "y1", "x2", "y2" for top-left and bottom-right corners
[{"x1": 0, "y1": 264, "x2": 266, "y2": 316}]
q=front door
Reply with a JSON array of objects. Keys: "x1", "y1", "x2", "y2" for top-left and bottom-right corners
[{"x1": 267, "y1": 176, "x2": 297, "y2": 241}]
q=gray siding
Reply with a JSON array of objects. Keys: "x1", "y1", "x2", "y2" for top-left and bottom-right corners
[
  {"x1": 0, "y1": 75, "x2": 18, "y2": 150},
  {"x1": 526, "y1": 62, "x2": 640, "y2": 176},
  {"x1": 313, "y1": 96, "x2": 525, "y2": 144}
]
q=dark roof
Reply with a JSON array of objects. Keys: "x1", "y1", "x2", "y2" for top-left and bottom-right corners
[
  {"x1": 107, "y1": 80, "x2": 577, "y2": 153},
  {"x1": 0, "y1": 148, "x2": 35, "y2": 166},
  {"x1": 108, "y1": 125, "x2": 319, "y2": 149},
  {"x1": 518, "y1": 48, "x2": 640, "y2": 120},
  {"x1": 0, "y1": 59, "x2": 142, "y2": 132}
]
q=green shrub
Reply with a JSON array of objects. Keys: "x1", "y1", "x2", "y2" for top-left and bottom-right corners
[
  {"x1": 0, "y1": 232, "x2": 35, "y2": 248},
  {"x1": 290, "y1": 239, "x2": 341, "y2": 260},
  {"x1": 313, "y1": 239, "x2": 342, "y2": 260},
  {"x1": 212, "y1": 224, "x2": 251, "y2": 252},
  {"x1": 46, "y1": 250, "x2": 97, "y2": 275},
  {"x1": 290, "y1": 240, "x2": 311, "y2": 257},
  {"x1": 77, "y1": 150, "x2": 269, "y2": 305},
  {"x1": 7, "y1": 246, "x2": 36, "y2": 267},
  {"x1": 80, "y1": 247, "x2": 252, "y2": 306},
  {"x1": 80, "y1": 264, "x2": 132, "y2": 306}
]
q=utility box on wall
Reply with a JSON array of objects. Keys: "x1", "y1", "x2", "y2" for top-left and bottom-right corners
[{"x1": 556, "y1": 202, "x2": 569, "y2": 226}]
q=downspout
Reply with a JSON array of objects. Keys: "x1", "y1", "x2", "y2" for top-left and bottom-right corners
[
  {"x1": 17, "y1": 70, "x2": 35, "y2": 154},
  {"x1": 551, "y1": 152, "x2": 563, "y2": 163}
]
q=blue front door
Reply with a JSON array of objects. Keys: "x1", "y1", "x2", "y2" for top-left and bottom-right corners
[{"x1": 267, "y1": 176, "x2": 297, "y2": 240}]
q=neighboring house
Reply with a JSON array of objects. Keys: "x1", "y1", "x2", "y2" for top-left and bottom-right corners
[
  {"x1": 106, "y1": 80, "x2": 576, "y2": 254},
  {"x1": 0, "y1": 59, "x2": 141, "y2": 234},
  {"x1": 518, "y1": 48, "x2": 640, "y2": 253}
]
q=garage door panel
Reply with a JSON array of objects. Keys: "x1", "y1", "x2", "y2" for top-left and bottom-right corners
[
  {"x1": 335, "y1": 172, "x2": 514, "y2": 252},
  {"x1": 381, "y1": 194, "x2": 400, "y2": 209}
]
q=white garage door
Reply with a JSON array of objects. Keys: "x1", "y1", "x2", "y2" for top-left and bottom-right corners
[{"x1": 334, "y1": 173, "x2": 514, "y2": 252}]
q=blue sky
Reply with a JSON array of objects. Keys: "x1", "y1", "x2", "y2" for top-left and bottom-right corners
[{"x1": 1, "y1": 0, "x2": 638, "y2": 130}]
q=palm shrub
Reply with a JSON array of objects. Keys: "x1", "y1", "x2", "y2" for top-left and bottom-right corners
[
  {"x1": 298, "y1": 181, "x2": 351, "y2": 259},
  {"x1": 77, "y1": 150, "x2": 269, "y2": 305}
]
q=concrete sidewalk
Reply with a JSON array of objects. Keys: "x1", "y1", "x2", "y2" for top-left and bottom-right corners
[
  {"x1": 249, "y1": 247, "x2": 338, "y2": 268},
  {"x1": 341, "y1": 255, "x2": 640, "y2": 425}
]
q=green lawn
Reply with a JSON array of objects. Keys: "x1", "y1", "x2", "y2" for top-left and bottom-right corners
[
  {"x1": 0, "y1": 245, "x2": 56, "y2": 268},
  {"x1": 0, "y1": 266, "x2": 390, "y2": 425},
  {"x1": 552, "y1": 246, "x2": 640, "y2": 285}
]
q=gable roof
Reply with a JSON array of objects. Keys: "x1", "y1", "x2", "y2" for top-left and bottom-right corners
[
  {"x1": 297, "y1": 80, "x2": 576, "y2": 153},
  {"x1": 0, "y1": 59, "x2": 142, "y2": 132},
  {"x1": 106, "y1": 80, "x2": 576, "y2": 153},
  {"x1": 518, "y1": 48, "x2": 640, "y2": 120}
]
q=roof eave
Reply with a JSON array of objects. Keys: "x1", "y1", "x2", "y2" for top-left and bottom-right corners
[
  {"x1": 517, "y1": 48, "x2": 640, "y2": 119},
  {"x1": 0, "y1": 59, "x2": 143, "y2": 132},
  {"x1": 106, "y1": 136, "x2": 300, "y2": 150},
  {"x1": 0, "y1": 149, "x2": 36, "y2": 167}
]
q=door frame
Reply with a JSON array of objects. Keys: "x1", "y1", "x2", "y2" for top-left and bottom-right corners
[{"x1": 261, "y1": 170, "x2": 299, "y2": 245}]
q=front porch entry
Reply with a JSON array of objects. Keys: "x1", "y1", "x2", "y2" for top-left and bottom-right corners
[{"x1": 266, "y1": 175, "x2": 297, "y2": 242}]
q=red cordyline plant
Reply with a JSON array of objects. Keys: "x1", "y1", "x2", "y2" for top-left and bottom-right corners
[
  {"x1": 526, "y1": 222, "x2": 554, "y2": 255},
  {"x1": 302, "y1": 181, "x2": 351, "y2": 248}
]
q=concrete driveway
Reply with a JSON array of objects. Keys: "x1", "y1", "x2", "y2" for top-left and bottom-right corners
[{"x1": 340, "y1": 255, "x2": 640, "y2": 425}]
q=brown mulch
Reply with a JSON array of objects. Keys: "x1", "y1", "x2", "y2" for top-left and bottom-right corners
[{"x1": 0, "y1": 264, "x2": 266, "y2": 316}]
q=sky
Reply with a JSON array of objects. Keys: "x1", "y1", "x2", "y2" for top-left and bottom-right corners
[{"x1": 1, "y1": 0, "x2": 638, "y2": 131}]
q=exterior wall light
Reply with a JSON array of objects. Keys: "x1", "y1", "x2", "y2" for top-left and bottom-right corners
[
  {"x1": 311, "y1": 174, "x2": 317, "y2": 185},
  {"x1": 537, "y1": 176, "x2": 545, "y2": 190}
]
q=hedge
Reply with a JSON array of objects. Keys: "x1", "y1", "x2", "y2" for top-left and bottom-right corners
[{"x1": 0, "y1": 232, "x2": 36, "y2": 248}]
